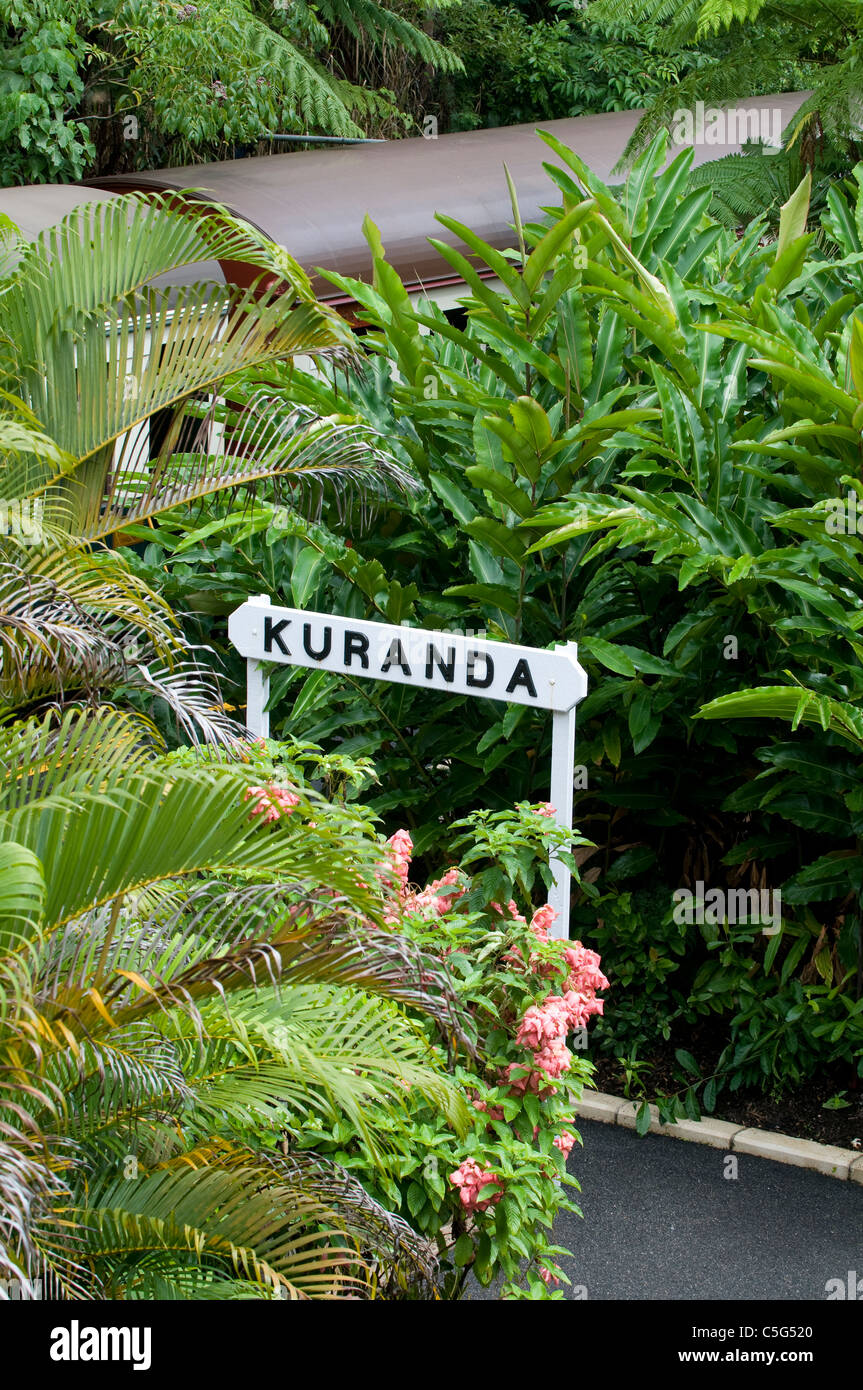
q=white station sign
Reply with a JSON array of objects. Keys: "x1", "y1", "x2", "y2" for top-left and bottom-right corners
[
  {"x1": 228, "y1": 596, "x2": 588, "y2": 939},
  {"x1": 228, "y1": 601, "x2": 587, "y2": 713}
]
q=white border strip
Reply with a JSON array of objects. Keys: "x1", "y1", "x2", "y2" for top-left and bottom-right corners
[{"x1": 575, "y1": 1090, "x2": 863, "y2": 1182}]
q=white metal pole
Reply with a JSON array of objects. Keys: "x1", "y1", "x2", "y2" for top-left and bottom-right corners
[
  {"x1": 548, "y1": 705, "x2": 577, "y2": 940},
  {"x1": 245, "y1": 594, "x2": 271, "y2": 738}
]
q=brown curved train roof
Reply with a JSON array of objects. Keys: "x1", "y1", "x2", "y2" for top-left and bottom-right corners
[
  {"x1": 1, "y1": 93, "x2": 809, "y2": 301},
  {"x1": 83, "y1": 93, "x2": 808, "y2": 301}
]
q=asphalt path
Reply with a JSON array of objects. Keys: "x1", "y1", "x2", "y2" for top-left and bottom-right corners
[{"x1": 468, "y1": 1117, "x2": 863, "y2": 1300}]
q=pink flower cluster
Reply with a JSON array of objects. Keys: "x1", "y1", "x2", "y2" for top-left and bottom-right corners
[
  {"x1": 563, "y1": 942, "x2": 609, "y2": 996},
  {"x1": 381, "y1": 830, "x2": 465, "y2": 923},
  {"x1": 449, "y1": 1158, "x2": 503, "y2": 1214},
  {"x1": 505, "y1": 913, "x2": 608, "y2": 1093},
  {"x1": 558, "y1": 943, "x2": 610, "y2": 1026},
  {"x1": 472, "y1": 1096, "x2": 506, "y2": 1124},
  {"x1": 381, "y1": 829, "x2": 413, "y2": 922},
  {"x1": 529, "y1": 904, "x2": 557, "y2": 941},
  {"x1": 412, "y1": 867, "x2": 463, "y2": 918},
  {"x1": 244, "y1": 783, "x2": 301, "y2": 823},
  {"x1": 491, "y1": 899, "x2": 527, "y2": 926},
  {"x1": 553, "y1": 1131, "x2": 576, "y2": 1160},
  {"x1": 515, "y1": 995, "x2": 571, "y2": 1051},
  {"x1": 387, "y1": 829, "x2": 413, "y2": 895},
  {"x1": 502, "y1": 903, "x2": 560, "y2": 976},
  {"x1": 505, "y1": 1040, "x2": 571, "y2": 1095},
  {"x1": 509, "y1": 984, "x2": 602, "y2": 1089}
]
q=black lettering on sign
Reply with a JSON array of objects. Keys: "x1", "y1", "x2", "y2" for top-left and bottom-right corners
[
  {"x1": 466, "y1": 650, "x2": 494, "y2": 688},
  {"x1": 344, "y1": 630, "x2": 369, "y2": 669},
  {"x1": 505, "y1": 659, "x2": 537, "y2": 698},
  {"x1": 381, "y1": 638, "x2": 412, "y2": 677},
  {"x1": 264, "y1": 616, "x2": 291, "y2": 656},
  {"x1": 303, "y1": 623, "x2": 332, "y2": 661},
  {"x1": 425, "y1": 643, "x2": 456, "y2": 683}
]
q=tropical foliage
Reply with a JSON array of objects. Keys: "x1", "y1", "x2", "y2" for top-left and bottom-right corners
[
  {"x1": 297, "y1": 801, "x2": 603, "y2": 1299},
  {"x1": 434, "y1": 0, "x2": 709, "y2": 132},
  {"x1": 591, "y1": 0, "x2": 862, "y2": 163},
  {"x1": 0, "y1": 711, "x2": 473, "y2": 1299},
  {"x1": 0, "y1": 190, "x2": 406, "y2": 737},
  {"x1": 3, "y1": 0, "x2": 862, "y2": 1296},
  {"x1": 0, "y1": 698, "x2": 603, "y2": 1298},
  {"x1": 0, "y1": 185, "x2": 605, "y2": 1300},
  {"x1": 132, "y1": 131, "x2": 863, "y2": 1118},
  {"x1": 5, "y1": 0, "x2": 834, "y2": 191},
  {"x1": 0, "y1": 194, "x2": 467, "y2": 1299},
  {"x1": 0, "y1": 0, "x2": 463, "y2": 183}
]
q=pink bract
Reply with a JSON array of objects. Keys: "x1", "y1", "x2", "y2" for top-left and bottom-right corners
[
  {"x1": 449, "y1": 1158, "x2": 503, "y2": 1213},
  {"x1": 530, "y1": 904, "x2": 557, "y2": 941},
  {"x1": 244, "y1": 784, "x2": 301, "y2": 822},
  {"x1": 553, "y1": 1130, "x2": 576, "y2": 1159}
]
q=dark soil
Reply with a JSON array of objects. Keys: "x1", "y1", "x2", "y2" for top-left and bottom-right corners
[{"x1": 591, "y1": 1044, "x2": 863, "y2": 1152}]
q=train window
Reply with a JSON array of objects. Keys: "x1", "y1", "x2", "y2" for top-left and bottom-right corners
[{"x1": 148, "y1": 399, "x2": 210, "y2": 462}]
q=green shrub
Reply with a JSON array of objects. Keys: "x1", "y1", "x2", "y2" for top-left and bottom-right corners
[
  {"x1": 435, "y1": 0, "x2": 708, "y2": 130},
  {"x1": 293, "y1": 797, "x2": 603, "y2": 1299}
]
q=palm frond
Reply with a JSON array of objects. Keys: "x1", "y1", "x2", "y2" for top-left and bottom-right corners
[
  {"x1": 3, "y1": 192, "x2": 326, "y2": 335},
  {"x1": 0, "y1": 708, "x2": 158, "y2": 811},
  {"x1": 82, "y1": 1144, "x2": 369, "y2": 1300},
  {"x1": 83, "y1": 390, "x2": 416, "y2": 541},
  {"x1": 0, "y1": 1140, "x2": 73, "y2": 1294},
  {"x1": 165, "y1": 982, "x2": 462, "y2": 1149},
  {"x1": 0, "y1": 551, "x2": 243, "y2": 744},
  {"x1": 315, "y1": 0, "x2": 464, "y2": 72},
  {"x1": 98, "y1": 879, "x2": 470, "y2": 1048}
]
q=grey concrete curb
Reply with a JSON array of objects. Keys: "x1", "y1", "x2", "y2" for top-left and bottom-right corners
[{"x1": 574, "y1": 1089, "x2": 863, "y2": 1181}]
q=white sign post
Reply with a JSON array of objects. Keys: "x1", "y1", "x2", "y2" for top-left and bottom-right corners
[{"x1": 228, "y1": 596, "x2": 587, "y2": 938}]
